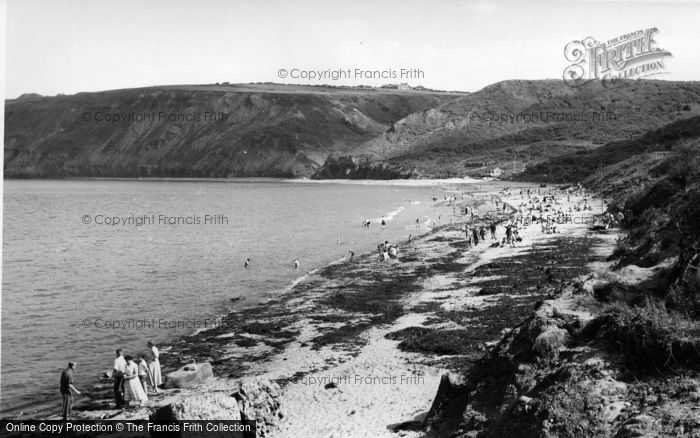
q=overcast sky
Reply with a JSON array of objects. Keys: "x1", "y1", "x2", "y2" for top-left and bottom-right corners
[{"x1": 4, "y1": 0, "x2": 700, "y2": 98}]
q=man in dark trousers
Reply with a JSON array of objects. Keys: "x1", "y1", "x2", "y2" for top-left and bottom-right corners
[
  {"x1": 113, "y1": 349, "x2": 127, "y2": 408},
  {"x1": 59, "y1": 362, "x2": 80, "y2": 420}
]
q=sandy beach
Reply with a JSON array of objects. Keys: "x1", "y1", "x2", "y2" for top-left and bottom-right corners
[{"x1": 53, "y1": 181, "x2": 618, "y2": 438}]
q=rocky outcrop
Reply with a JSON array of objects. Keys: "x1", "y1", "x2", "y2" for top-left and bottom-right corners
[
  {"x1": 422, "y1": 286, "x2": 700, "y2": 438},
  {"x1": 150, "y1": 378, "x2": 283, "y2": 438},
  {"x1": 151, "y1": 392, "x2": 242, "y2": 421},
  {"x1": 231, "y1": 379, "x2": 284, "y2": 438},
  {"x1": 311, "y1": 154, "x2": 415, "y2": 179},
  {"x1": 164, "y1": 362, "x2": 214, "y2": 389}
]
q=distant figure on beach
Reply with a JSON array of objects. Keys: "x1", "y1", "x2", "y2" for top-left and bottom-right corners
[
  {"x1": 113, "y1": 349, "x2": 126, "y2": 408},
  {"x1": 293, "y1": 259, "x2": 300, "y2": 269},
  {"x1": 123, "y1": 355, "x2": 147, "y2": 407},
  {"x1": 59, "y1": 362, "x2": 80, "y2": 421},
  {"x1": 416, "y1": 218, "x2": 420, "y2": 229},
  {"x1": 408, "y1": 234, "x2": 412, "y2": 244},
  {"x1": 147, "y1": 341, "x2": 162, "y2": 393},
  {"x1": 381, "y1": 217, "x2": 386, "y2": 227},
  {"x1": 490, "y1": 222, "x2": 497, "y2": 239},
  {"x1": 473, "y1": 228, "x2": 480, "y2": 245},
  {"x1": 348, "y1": 250, "x2": 355, "y2": 262},
  {"x1": 244, "y1": 258, "x2": 250, "y2": 268},
  {"x1": 388, "y1": 245, "x2": 398, "y2": 258}
]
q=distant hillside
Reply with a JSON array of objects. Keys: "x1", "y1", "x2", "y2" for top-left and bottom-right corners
[
  {"x1": 315, "y1": 80, "x2": 700, "y2": 178},
  {"x1": 516, "y1": 116, "x2": 700, "y2": 184},
  {"x1": 4, "y1": 84, "x2": 458, "y2": 178}
]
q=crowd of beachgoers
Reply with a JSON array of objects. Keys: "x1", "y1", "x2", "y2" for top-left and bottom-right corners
[{"x1": 369, "y1": 183, "x2": 607, "y2": 266}]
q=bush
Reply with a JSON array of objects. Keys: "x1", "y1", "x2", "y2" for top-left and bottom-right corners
[
  {"x1": 532, "y1": 326, "x2": 569, "y2": 361},
  {"x1": 585, "y1": 299, "x2": 700, "y2": 373}
]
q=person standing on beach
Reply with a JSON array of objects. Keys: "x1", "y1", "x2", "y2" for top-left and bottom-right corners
[
  {"x1": 137, "y1": 355, "x2": 151, "y2": 394},
  {"x1": 293, "y1": 259, "x2": 300, "y2": 269},
  {"x1": 147, "y1": 342, "x2": 162, "y2": 394},
  {"x1": 416, "y1": 218, "x2": 420, "y2": 229},
  {"x1": 490, "y1": 222, "x2": 497, "y2": 240},
  {"x1": 348, "y1": 250, "x2": 355, "y2": 262},
  {"x1": 113, "y1": 349, "x2": 126, "y2": 408},
  {"x1": 244, "y1": 258, "x2": 250, "y2": 268},
  {"x1": 479, "y1": 226, "x2": 486, "y2": 241},
  {"x1": 59, "y1": 362, "x2": 80, "y2": 421},
  {"x1": 123, "y1": 355, "x2": 147, "y2": 407},
  {"x1": 473, "y1": 228, "x2": 480, "y2": 245}
]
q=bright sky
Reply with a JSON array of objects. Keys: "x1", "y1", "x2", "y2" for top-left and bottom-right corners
[{"x1": 4, "y1": 0, "x2": 700, "y2": 98}]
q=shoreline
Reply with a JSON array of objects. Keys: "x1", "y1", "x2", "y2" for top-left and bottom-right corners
[
  {"x1": 66, "y1": 184, "x2": 602, "y2": 431},
  {"x1": 6, "y1": 181, "x2": 567, "y2": 428},
  {"x1": 5, "y1": 176, "x2": 485, "y2": 186}
]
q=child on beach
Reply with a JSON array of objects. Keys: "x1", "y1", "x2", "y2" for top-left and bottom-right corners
[{"x1": 137, "y1": 355, "x2": 151, "y2": 394}]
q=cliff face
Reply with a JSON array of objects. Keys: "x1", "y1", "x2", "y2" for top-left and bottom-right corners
[{"x1": 4, "y1": 85, "x2": 456, "y2": 178}]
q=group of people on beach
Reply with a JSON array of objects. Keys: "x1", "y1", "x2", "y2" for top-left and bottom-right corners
[
  {"x1": 377, "y1": 240, "x2": 400, "y2": 261},
  {"x1": 111, "y1": 342, "x2": 162, "y2": 410},
  {"x1": 58, "y1": 341, "x2": 163, "y2": 420}
]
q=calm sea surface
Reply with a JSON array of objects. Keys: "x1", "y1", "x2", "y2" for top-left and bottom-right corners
[{"x1": 1, "y1": 179, "x2": 451, "y2": 415}]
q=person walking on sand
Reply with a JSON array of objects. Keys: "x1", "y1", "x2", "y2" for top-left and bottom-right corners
[
  {"x1": 293, "y1": 259, "x2": 300, "y2": 269},
  {"x1": 147, "y1": 342, "x2": 162, "y2": 393},
  {"x1": 113, "y1": 349, "x2": 126, "y2": 409},
  {"x1": 415, "y1": 218, "x2": 420, "y2": 229},
  {"x1": 123, "y1": 355, "x2": 147, "y2": 407},
  {"x1": 244, "y1": 258, "x2": 250, "y2": 269},
  {"x1": 490, "y1": 222, "x2": 497, "y2": 240},
  {"x1": 59, "y1": 362, "x2": 80, "y2": 421},
  {"x1": 479, "y1": 226, "x2": 486, "y2": 241},
  {"x1": 472, "y1": 228, "x2": 480, "y2": 245},
  {"x1": 348, "y1": 250, "x2": 355, "y2": 262}
]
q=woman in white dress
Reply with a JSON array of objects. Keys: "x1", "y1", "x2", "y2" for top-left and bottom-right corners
[
  {"x1": 122, "y1": 355, "x2": 147, "y2": 407},
  {"x1": 147, "y1": 341, "x2": 162, "y2": 393}
]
